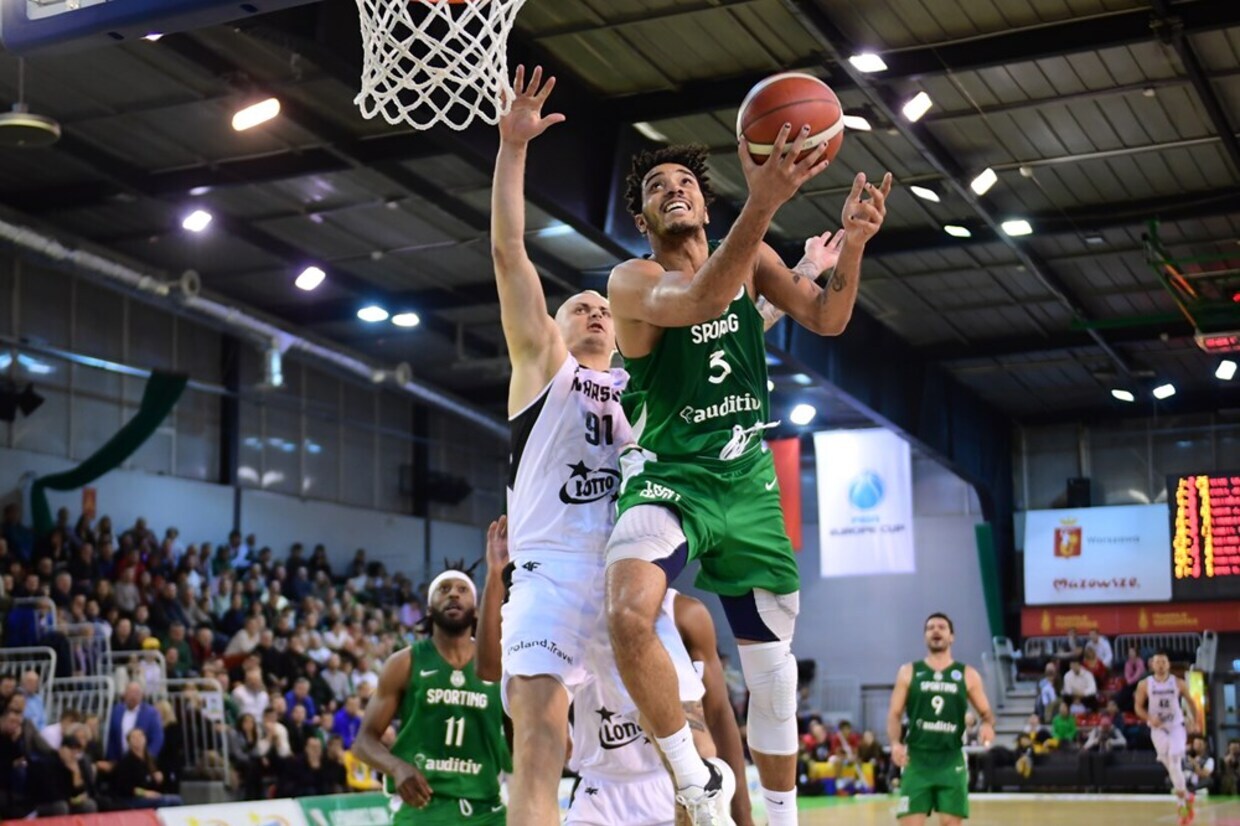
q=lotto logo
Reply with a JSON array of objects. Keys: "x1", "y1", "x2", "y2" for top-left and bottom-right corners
[{"x1": 638, "y1": 481, "x2": 681, "y2": 502}]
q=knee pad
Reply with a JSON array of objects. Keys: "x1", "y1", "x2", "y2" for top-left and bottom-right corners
[
  {"x1": 738, "y1": 639, "x2": 799, "y2": 755},
  {"x1": 605, "y1": 505, "x2": 687, "y2": 577}
]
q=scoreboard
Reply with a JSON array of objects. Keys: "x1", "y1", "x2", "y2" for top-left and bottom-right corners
[{"x1": 1171, "y1": 471, "x2": 1240, "y2": 600}]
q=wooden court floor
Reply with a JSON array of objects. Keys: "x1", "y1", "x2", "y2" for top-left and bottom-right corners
[{"x1": 790, "y1": 795, "x2": 1240, "y2": 825}]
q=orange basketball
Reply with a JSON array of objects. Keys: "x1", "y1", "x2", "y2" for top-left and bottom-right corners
[{"x1": 737, "y1": 73, "x2": 844, "y2": 165}]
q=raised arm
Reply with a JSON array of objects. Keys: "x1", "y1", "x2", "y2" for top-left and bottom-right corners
[
  {"x1": 492, "y1": 66, "x2": 568, "y2": 412},
  {"x1": 965, "y1": 666, "x2": 996, "y2": 746},
  {"x1": 351, "y1": 649, "x2": 433, "y2": 807},
  {"x1": 675, "y1": 596, "x2": 754, "y2": 826},
  {"x1": 609, "y1": 125, "x2": 832, "y2": 330},
  {"x1": 888, "y1": 663, "x2": 913, "y2": 767},
  {"x1": 755, "y1": 172, "x2": 891, "y2": 335},
  {"x1": 475, "y1": 516, "x2": 509, "y2": 684}
]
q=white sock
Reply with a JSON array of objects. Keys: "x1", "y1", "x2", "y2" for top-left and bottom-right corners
[
  {"x1": 656, "y1": 724, "x2": 709, "y2": 790},
  {"x1": 761, "y1": 787, "x2": 797, "y2": 825},
  {"x1": 1163, "y1": 756, "x2": 1187, "y2": 795}
]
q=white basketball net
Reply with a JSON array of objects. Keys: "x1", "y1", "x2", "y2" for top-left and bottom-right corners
[{"x1": 354, "y1": 0, "x2": 528, "y2": 131}]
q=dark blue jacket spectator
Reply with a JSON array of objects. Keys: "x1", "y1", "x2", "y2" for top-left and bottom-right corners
[{"x1": 106, "y1": 683, "x2": 164, "y2": 762}]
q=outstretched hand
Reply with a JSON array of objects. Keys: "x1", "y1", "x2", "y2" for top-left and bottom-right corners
[
  {"x1": 499, "y1": 65, "x2": 566, "y2": 146},
  {"x1": 802, "y1": 228, "x2": 846, "y2": 275},
  {"x1": 485, "y1": 515, "x2": 509, "y2": 573},
  {"x1": 841, "y1": 172, "x2": 893, "y2": 244}
]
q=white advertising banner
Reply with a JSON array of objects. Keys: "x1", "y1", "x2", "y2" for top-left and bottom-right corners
[
  {"x1": 1023, "y1": 504, "x2": 1172, "y2": 605},
  {"x1": 814, "y1": 429, "x2": 915, "y2": 578},
  {"x1": 158, "y1": 799, "x2": 306, "y2": 826}
]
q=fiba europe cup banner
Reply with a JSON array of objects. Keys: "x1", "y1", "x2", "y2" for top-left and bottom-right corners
[
  {"x1": 814, "y1": 429, "x2": 914, "y2": 578},
  {"x1": 1023, "y1": 504, "x2": 1172, "y2": 605}
]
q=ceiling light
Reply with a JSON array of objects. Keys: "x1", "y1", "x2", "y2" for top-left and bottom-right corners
[
  {"x1": 1111, "y1": 389, "x2": 1135, "y2": 403},
  {"x1": 294, "y1": 266, "x2": 325, "y2": 292},
  {"x1": 848, "y1": 53, "x2": 888, "y2": 73},
  {"x1": 142, "y1": 33, "x2": 163, "y2": 42},
  {"x1": 909, "y1": 185, "x2": 940, "y2": 203},
  {"x1": 357, "y1": 305, "x2": 389, "y2": 323},
  {"x1": 633, "y1": 121, "x2": 669, "y2": 143},
  {"x1": 182, "y1": 210, "x2": 212, "y2": 232},
  {"x1": 1084, "y1": 234, "x2": 1105, "y2": 245},
  {"x1": 1152, "y1": 383, "x2": 1176, "y2": 400},
  {"x1": 842, "y1": 115, "x2": 872, "y2": 131},
  {"x1": 944, "y1": 225, "x2": 972, "y2": 238},
  {"x1": 1001, "y1": 219, "x2": 1033, "y2": 237},
  {"x1": 970, "y1": 168, "x2": 998, "y2": 195},
  {"x1": 790, "y1": 403, "x2": 817, "y2": 426},
  {"x1": 537, "y1": 221, "x2": 574, "y2": 239},
  {"x1": 232, "y1": 97, "x2": 281, "y2": 131},
  {"x1": 188, "y1": 186, "x2": 211, "y2": 197},
  {"x1": 791, "y1": 373, "x2": 812, "y2": 386},
  {"x1": 901, "y1": 91, "x2": 932, "y2": 122},
  {"x1": 1218, "y1": 359, "x2": 1238, "y2": 381},
  {"x1": 767, "y1": 380, "x2": 775, "y2": 392},
  {"x1": 392, "y1": 312, "x2": 420, "y2": 328}
]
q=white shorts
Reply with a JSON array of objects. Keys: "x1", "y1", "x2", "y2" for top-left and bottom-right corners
[
  {"x1": 1152, "y1": 724, "x2": 1187, "y2": 758},
  {"x1": 566, "y1": 772, "x2": 674, "y2": 826},
  {"x1": 500, "y1": 552, "x2": 605, "y2": 712}
]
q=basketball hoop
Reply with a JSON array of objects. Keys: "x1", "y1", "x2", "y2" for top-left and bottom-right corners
[{"x1": 354, "y1": 0, "x2": 528, "y2": 131}]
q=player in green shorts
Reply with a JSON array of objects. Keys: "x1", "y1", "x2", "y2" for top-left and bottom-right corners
[
  {"x1": 604, "y1": 126, "x2": 891, "y2": 824},
  {"x1": 888, "y1": 613, "x2": 996, "y2": 824},
  {"x1": 352, "y1": 567, "x2": 510, "y2": 825}
]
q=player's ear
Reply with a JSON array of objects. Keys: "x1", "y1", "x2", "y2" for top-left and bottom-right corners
[{"x1": 633, "y1": 214, "x2": 648, "y2": 235}]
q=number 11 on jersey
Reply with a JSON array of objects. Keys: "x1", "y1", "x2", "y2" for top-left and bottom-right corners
[{"x1": 445, "y1": 716, "x2": 466, "y2": 747}]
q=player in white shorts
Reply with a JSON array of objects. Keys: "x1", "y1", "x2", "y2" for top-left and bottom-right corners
[
  {"x1": 1135, "y1": 650, "x2": 1200, "y2": 826},
  {"x1": 477, "y1": 518, "x2": 749, "y2": 826},
  {"x1": 490, "y1": 65, "x2": 635, "y2": 825}
]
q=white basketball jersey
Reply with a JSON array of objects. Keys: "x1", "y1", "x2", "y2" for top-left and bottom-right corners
[
  {"x1": 507, "y1": 355, "x2": 631, "y2": 560},
  {"x1": 1147, "y1": 674, "x2": 1184, "y2": 727},
  {"x1": 568, "y1": 666, "x2": 667, "y2": 782}
]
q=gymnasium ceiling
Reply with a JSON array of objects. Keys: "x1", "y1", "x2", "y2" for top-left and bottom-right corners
[{"x1": 2, "y1": 0, "x2": 1240, "y2": 429}]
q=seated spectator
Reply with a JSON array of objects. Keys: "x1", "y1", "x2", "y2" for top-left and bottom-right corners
[
  {"x1": 1054, "y1": 628, "x2": 1084, "y2": 664},
  {"x1": 1036, "y1": 662, "x2": 1058, "y2": 723},
  {"x1": 1220, "y1": 739, "x2": 1240, "y2": 796},
  {"x1": 285, "y1": 677, "x2": 318, "y2": 724},
  {"x1": 285, "y1": 704, "x2": 316, "y2": 756},
  {"x1": 106, "y1": 682, "x2": 164, "y2": 762},
  {"x1": 856, "y1": 731, "x2": 884, "y2": 793},
  {"x1": 1023, "y1": 714, "x2": 1051, "y2": 745},
  {"x1": 111, "y1": 729, "x2": 183, "y2": 809},
  {"x1": 1062, "y1": 660, "x2": 1099, "y2": 711},
  {"x1": 29, "y1": 733, "x2": 98, "y2": 816},
  {"x1": 226, "y1": 616, "x2": 263, "y2": 658},
  {"x1": 322, "y1": 655, "x2": 350, "y2": 704},
  {"x1": 1051, "y1": 701, "x2": 1078, "y2": 747},
  {"x1": 333, "y1": 696, "x2": 364, "y2": 750},
  {"x1": 1186, "y1": 734, "x2": 1214, "y2": 794},
  {"x1": 112, "y1": 617, "x2": 140, "y2": 653},
  {"x1": 19, "y1": 671, "x2": 45, "y2": 730},
  {"x1": 1081, "y1": 647, "x2": 1108, "y2": 685},
  {"x1": 232, "y1": 667, "x2": 270, "y2": 721},
  {"x1": 1087, "y1": 629, "x2": 1113, "y2": 670},
  {"x1": 277, "y1": 738, "x2": 341, "y2": 797},
  {"x1": 41, "y1": 707, "x2": 81, "y2": 750},
  {"x1": 1082, "y1": 715, "x2": 1126, "y2": 751},
  {"x1": 190, "y1": 625, "x2": 217, "y2": 671},
  {"x1": 155, "y1": 700, "x2": 183, "y2": 794},
  {"x1": 228, "y1": 714, "x2": 261, "y2": 796},
  {"x1": 1124, "y1": 645, "x2": 1146, "y2": 686}
]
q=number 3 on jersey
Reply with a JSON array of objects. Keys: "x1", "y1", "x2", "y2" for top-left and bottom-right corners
[{"x1": 708, "y1": 350, "x2": 732, "y2": 385}]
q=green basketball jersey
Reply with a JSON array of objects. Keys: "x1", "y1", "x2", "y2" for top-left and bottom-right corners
[
  {"x1": 906, "y1": 660, "x2": 969, "y2": 752},
  {"x1": 388, "y1": 639, "x2": 510, "y2": 803},
  {"x1": 623, "y1": 286, "x2": 771, "y2": 466}
]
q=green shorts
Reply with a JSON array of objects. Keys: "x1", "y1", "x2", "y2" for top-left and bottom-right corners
[
  {"x1": 898, "y1": 750, "x2": 969, "y2": 819},
  {"x1": 614, "y1": 446, "x2": 798, "y2": 597},
  {"x1": 394, "y1": 796, "x2": 505, "y2": 826}
]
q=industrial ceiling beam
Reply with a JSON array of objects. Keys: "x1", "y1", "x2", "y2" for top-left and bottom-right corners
[
  {"x1": 925, "y1": 318, "x2": 1198, "y2": 361},
  {"x1": 609, "y1": 0, "x2": 1240, "y2": 123},
  {"x1": 1150, "y1": 0, "x2": 1240, "y2": 178},
  {"x1": 782, "y1": 0, "x2": 1136, "y2": 378}
]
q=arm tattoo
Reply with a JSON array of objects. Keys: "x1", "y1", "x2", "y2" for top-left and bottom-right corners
[{"x1": 829, "y1": 270, "x2": 847, "y2": 292}]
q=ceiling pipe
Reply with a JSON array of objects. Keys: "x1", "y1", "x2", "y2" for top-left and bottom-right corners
[{"x1": 0, "y1": 215, "x2": 508, "y2": 440}]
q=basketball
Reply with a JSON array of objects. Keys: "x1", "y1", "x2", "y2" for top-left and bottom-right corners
[{"x1": 737, "y1": 72, "x2": 844, "y2": 164}]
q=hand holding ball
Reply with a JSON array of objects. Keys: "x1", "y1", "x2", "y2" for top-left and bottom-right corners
[{"x1": 737, "y1": 72, "x2": 845, "y2": 164}]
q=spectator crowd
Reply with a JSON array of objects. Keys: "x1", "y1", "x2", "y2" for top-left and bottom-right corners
[{"x1": 0, "y1": 503, "x2": 427, "y2": 817}]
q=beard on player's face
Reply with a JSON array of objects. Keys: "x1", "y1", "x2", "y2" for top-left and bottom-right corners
[
  {"x1": 431, "y1": 604, "x2": 476, "y2": 635},
  {"x1": 926, "y1": 635, "x2": 951, "y2": 652}
]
